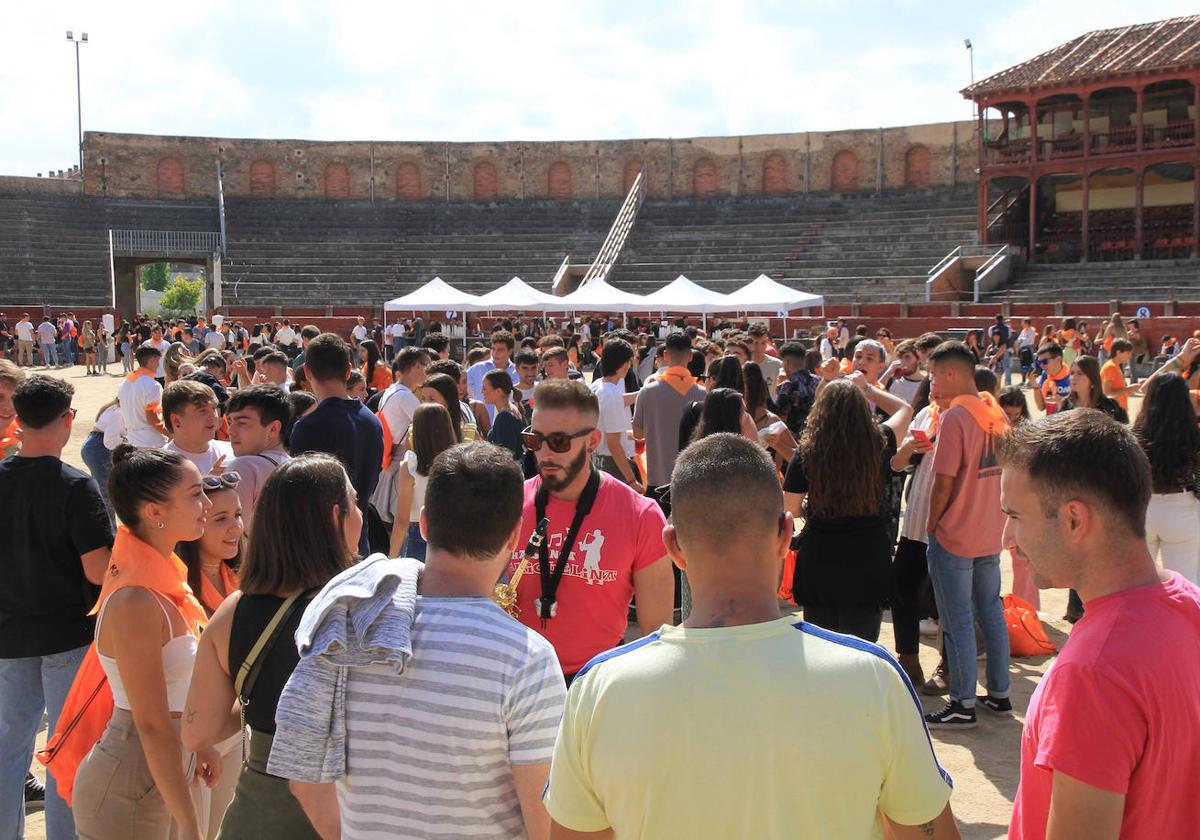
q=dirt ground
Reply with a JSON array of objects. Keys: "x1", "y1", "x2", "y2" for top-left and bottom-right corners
[{"x1": 20, "y1": 364, "x2": 1091, "y2": 840}]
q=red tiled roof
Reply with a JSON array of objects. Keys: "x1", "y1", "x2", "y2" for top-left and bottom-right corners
[{"x1": 964, "y1": 16, "x2": 1200, "y2": 99}]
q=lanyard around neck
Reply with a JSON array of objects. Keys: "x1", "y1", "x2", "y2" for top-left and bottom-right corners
[{"x1": 534, "y1": 468, "x2": 602, "y2": 624}]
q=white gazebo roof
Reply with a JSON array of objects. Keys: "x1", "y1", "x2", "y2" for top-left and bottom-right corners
[
  {"x1": 383, "y1": 277, "x2": 486, "y2": 312},
  {"x1": 473, "y1": 276, "x2": 560, "y2": 310},
  {"x1": 714, "y1": 274, "x2": 824, "y2": 312},
  {"x1": 636, "y1": 275, "x2": 729, "y2": 313},
  {"x1": 554, "y1": 277, "x2": 648, "y2": 312}
]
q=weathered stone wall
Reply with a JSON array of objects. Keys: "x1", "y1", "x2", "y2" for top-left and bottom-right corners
[{"x1": 79, "y1": 121, "x2": 977, "y2": 200}]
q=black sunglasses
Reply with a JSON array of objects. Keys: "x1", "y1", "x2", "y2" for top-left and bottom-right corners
[{"x1": 520, "y1": 426, "x2": 594, "y2": 453}]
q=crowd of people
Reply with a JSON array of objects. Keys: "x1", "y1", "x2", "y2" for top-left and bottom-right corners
[{"x1": 0, "y1": 306, "x2": 1198, "y2": 839}]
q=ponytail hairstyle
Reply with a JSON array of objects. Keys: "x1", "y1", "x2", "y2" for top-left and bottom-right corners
[{"x1": 108, "y1": 444, "x2": 189, "y2": 531}]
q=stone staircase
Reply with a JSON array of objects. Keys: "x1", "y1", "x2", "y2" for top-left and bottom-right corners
[{"x1": 983, "y1": 260, "x2": 1200, "y2": 303}]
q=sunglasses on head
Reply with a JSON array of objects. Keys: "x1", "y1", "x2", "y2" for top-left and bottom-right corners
[
  {"x1": 520, "y1": 426, "x2": 594, "y2": 453},
  {"x1": 202, "y1": 471, "x2": 241, "y2": 491}
]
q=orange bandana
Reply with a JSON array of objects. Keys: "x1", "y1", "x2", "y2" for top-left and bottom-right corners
[
  {"x1": 90, "y1": 526, "x2": 207, "y2": 637},
  {"x1": 0, "y1": 419, "x2": 19, "y2": 455},
  {"x1": 925, "y1": 402, "x2": 942, "y2": 438},
  {"x1": 199, "y1": 563, "x2": 239, "y2": 615},
  {"x1": 950, "y1": 392, "x2": 1009, "y2": 437},
  {"x1": 658, "y1": 366, "x2": 698, "y2": 397}
]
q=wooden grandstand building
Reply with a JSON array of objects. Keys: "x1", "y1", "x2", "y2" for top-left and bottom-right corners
[{"x1": 967, "y1": 15, "x2": 1200, "y2": 264}]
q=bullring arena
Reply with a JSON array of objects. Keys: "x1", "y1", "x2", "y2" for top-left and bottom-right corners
[{"x1": 3, "y1": 13, "x2": 1200, "y2": 840}]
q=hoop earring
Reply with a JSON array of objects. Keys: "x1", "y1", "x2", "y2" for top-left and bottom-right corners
[{"x1": 156, "y1": 521, "x2": 165, "y2": 529}]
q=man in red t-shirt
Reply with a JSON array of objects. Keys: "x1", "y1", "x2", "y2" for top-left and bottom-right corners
[
  {"x1": 999, "y1": 410, "x2": 1200, "y2": 839},
  {"x1": 510, "y1": 379, "x2": 673, "y2": 681}
]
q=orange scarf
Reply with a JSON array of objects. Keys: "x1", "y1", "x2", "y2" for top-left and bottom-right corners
[
  {"x1": 950, "y1": 392, "x2": 1009, "y2": 437},
  {"x1": 658, "y1": 366, "x2": 698, "y2": 397},
  {"x1": 199, "y1": 563, "x2": 239, "y2": 615},
  {"x1": 125, "y1": 367, "x2": 157, "y2": 384},
  {"x1": 90, "y1": 526, "x2": 207, "y2": 637},
  {"x1": 924, "y1": 402, "x2": 942, "y2": 438},
  {"x1": 0, "y1": 419, "x2": 19, "y2": 455}
]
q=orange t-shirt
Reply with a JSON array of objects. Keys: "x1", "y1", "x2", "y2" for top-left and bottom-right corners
[
  {"x1": 364, "y1": 364, "x2": 393, "y2": 393},
  {"x1": 1101, "y1": 359, "x2": 1128, "y2": 411}
]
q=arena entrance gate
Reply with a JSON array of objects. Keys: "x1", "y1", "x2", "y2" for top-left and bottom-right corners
[{"x1": 109, "y1": 230, "x2": 223, "y2": 322}]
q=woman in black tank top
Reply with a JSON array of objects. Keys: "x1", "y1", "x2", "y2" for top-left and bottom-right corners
[{"x1": 181, "y1": 454, "x2": 360, "y2": 839}]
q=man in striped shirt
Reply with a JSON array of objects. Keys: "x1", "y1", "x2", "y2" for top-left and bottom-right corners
[{"x1": 270, "y1": 443, "x2": 566, "y2": 839}]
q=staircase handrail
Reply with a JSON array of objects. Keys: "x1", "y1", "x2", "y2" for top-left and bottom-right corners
[
  {"x1": 551, "y1": 254, "x2": 571, "y2": 295},
  {"x1": 580, "y1": 165, "x2": 647, "y2": 288}
]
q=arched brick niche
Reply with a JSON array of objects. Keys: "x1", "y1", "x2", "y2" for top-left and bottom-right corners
[
  {"x1": 905, "y1": 145, "x2": 931, "y2": 189},
  {"x1": 832, "y1": 151, "x2": 859, "y2": 192},
  {"x1": 762, "y1": 153, "x2": 788, "y2": 194},
  {"x1": 547, "y1": 161, "x2": 572, "y2": 199},
  {"x1": 249, "y1": 160, "x2": 276, "y2": 197},
  {"x1": 324, "y1": 163, "x2": 350, "y2": 198},
  {"x1": 474, "y1": 161, "x2": 499, "y2": 201},
  {"x1": 623, "y1": 159, "x2": 646, "y2": 194},
  {"x1": 396, "y1": 161, "x2": 422, "y2": 200},
  {"x1": 693, "y1": 158, "x2": 718, "y2": 198},
  {"x1": 157, "y1": 158, "x2": 185, "y2": 197}
]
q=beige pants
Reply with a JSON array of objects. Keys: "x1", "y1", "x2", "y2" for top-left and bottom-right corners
[
  {"x1": 73, "y1": 708, "x2": 211, "y2": 840},
  {"x1": 17, "y1": 339, "x2": 33, "y2": 365}
]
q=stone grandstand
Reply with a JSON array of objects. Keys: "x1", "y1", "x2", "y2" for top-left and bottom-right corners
[{"x1": 2, "y1": 181, "x2": 1194, "y2": 314}]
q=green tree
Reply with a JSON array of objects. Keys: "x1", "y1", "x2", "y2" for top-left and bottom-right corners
[
  {"x1": 139, "y1": 262, "x2": 171, "y2": 292},
  {"x1": 159, "y1": 275, "x2": 203, "y2": 316}
]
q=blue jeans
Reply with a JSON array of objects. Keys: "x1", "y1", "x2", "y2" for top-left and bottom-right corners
[
  {"x1": 80, "y1": 431, "x2": 115, "y2": 527},
  {"x1": 60, "y1": 340, "x2": 73, "y2": 366},
  {"x1": 40, "y1": 342, "x2": 58, "y2": 367},
  {"x1": 0, "y1": 644, "x2": 89, "y2": 840},
  {"x1": 926, "y1": 534, "x2": 1011, "y2": 705},
  {"x1": 1002, "y1": 353, "x2": 1013, "y2": 386},
  {"x1": 401, "y1": 523, "x2": 427, "y2": 562},
  {"x1": 120, "y1": 342, "x2": 132, "y2": 373}
]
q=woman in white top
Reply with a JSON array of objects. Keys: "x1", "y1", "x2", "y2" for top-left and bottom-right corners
[
  {"x1": 74, "y1": 446, "x2": 222, "y2": 840},
  {"x1": 389, "y1": 403, "x2": 457, "y2": 560}
]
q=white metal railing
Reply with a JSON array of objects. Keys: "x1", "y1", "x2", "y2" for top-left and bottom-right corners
[
  {"x1": 925, "y1": 244, "x2": 1009, "y2": 302},
  {"x1": 973, "y1": 245, "x2": 1013, "y2": 302},
  {"x1": 580, "y1": 164, "x2": 647, "y2": 287},
  {"x1": 551, "y1": 254, "x2": 571, "y2": 295},
  {"x1": 111, "y1": 229, "x2": 222, "y2": 255}
]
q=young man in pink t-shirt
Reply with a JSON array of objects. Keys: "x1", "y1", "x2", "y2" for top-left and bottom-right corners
[
  {"x1": 511, "y1": 379, "x2": 673, "y2": 681},
  {"x1": 923, "y1": 341, "x2": 1011, "y2": 729},
  {"x1": 998, "y1": 409, "x2": 1200, "y2": 839}
]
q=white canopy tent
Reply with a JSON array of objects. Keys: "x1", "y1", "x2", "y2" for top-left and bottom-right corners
[
  {"x1": 714, "y1": 274, "x2": 825, "y2": 339},
  {"x1": 553, "y1": 276, "x2": 648, "y2": 313},
  {"x1": 714, "y1": 274, "x2": 824, "y2": 312},
  {"x1": 637, "y1": 274, "x2": 728, "y2": 330},
  {"x1": 473, "y1": 276, "x2": 560, "y2": 310},
  {"x1": 382, "y1": 276, "x2": 486, "y2": 312}
]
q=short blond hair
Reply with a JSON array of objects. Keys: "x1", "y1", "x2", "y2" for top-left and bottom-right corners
[{"x1": 0, "y1": 359, "x2": 26, "y2": 388}]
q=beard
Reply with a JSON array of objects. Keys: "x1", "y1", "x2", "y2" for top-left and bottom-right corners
[{"x1": 539, "y1": 445, "x2": 590, "y2": 494}]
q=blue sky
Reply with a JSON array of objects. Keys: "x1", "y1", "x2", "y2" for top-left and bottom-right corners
[{"x1": 1, "y1": 1, "x2": 1196, "y2": 176}]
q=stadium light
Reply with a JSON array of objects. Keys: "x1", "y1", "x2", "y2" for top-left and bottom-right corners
[
  {"x1": 66, "y1": 30, "x2": 88, "y2": 178},
  {"x1": 964, "y1": 38, "x2": 975, "y2": 122}
]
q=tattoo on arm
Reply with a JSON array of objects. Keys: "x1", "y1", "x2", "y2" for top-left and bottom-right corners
[
  {"x1": 185, "y1": 707, "x2": 196, "y2": 724},
  {"x1": 919, "y1": 821, "x2": 935, "y2": 837}
]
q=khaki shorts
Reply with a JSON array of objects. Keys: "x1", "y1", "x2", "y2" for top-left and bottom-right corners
[{"x1": 73, "y1": 708, "x2": 211, "y2": 840}]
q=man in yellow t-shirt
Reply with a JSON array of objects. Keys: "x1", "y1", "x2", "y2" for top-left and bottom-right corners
[
  {"x1": 544, "y1": 434, "x2": 957, "y2": 840},
  {"x1": 1101, "y1": 339, "x2": 1137, "y2": 412}
]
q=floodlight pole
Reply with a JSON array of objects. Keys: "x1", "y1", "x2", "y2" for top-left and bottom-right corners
[
  {"x1": 67, "y1": 31, "x2": 88, "y2": 177},
  {"x1": 965, "y1": 39, "x2": 975, "y2": 121}
]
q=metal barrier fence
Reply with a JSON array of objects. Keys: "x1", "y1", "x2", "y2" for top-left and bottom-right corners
[{"x1": 111, "y1": 229, "x2": 221, "y2": 255}]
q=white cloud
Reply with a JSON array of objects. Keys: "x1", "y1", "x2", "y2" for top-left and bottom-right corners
[{"x1": 0, "y1": 0, "x2": 1196, "y2": 174}]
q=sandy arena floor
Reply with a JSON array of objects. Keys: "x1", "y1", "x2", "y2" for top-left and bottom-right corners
[{"x1": 20, "y1": 363, "x2": 1084, "y2": 840}]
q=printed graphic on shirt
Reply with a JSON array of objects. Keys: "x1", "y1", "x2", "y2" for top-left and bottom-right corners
[{"x1": 512, "y1": 528, "x2": 617, "y2": 586}]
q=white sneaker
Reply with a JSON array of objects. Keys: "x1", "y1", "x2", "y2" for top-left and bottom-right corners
[{"x1": 919, "y1": 619, "x2": 939, "y2": 637}]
